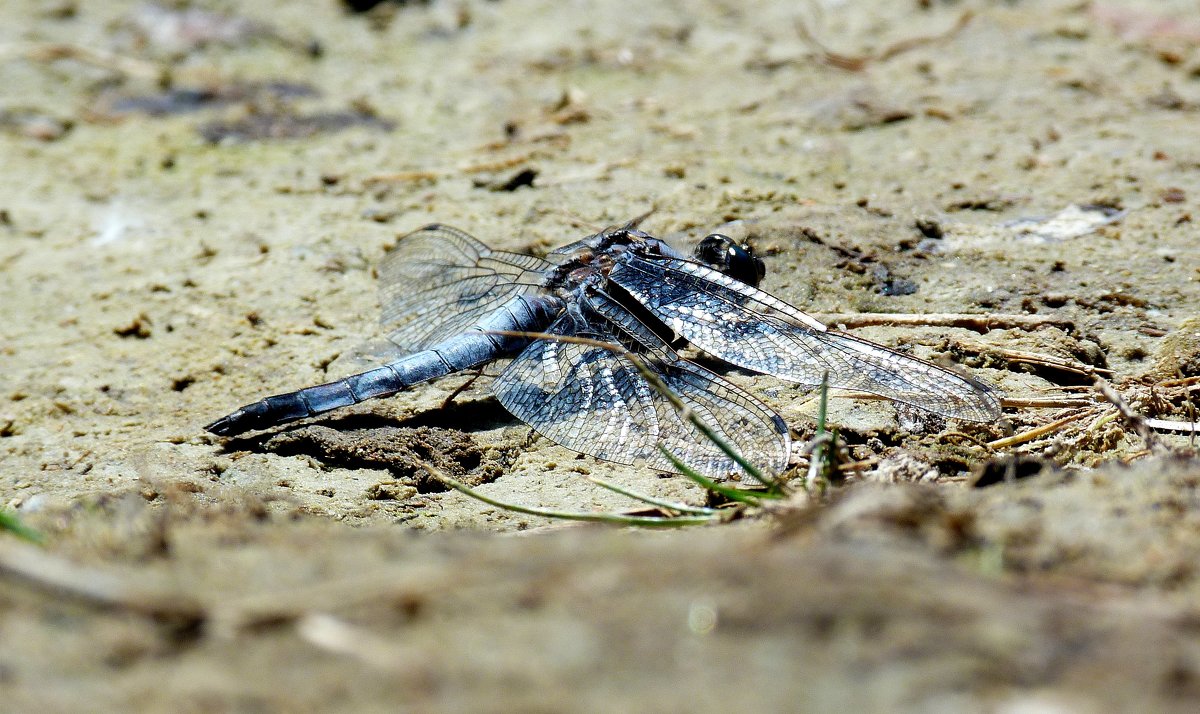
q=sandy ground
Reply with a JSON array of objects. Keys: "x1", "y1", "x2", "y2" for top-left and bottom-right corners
[{"x1": 3, "y1": 0, "x2": 1200, "y2": 710}]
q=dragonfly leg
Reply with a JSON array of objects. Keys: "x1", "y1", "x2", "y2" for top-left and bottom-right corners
[{"x1": 440, "y1": 367, "x2": 486, "y2": 410}]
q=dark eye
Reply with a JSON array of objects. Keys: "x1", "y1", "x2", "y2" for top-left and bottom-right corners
[{"x1": 694, "y1": 234, "x2": 766, "y2": 287}]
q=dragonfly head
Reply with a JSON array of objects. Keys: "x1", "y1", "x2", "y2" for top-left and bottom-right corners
[{"x1": 694, "y1": 234, "x2": 766, "y2": 288}]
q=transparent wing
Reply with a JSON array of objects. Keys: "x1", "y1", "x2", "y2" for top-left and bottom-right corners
[
  {"x1": 610, "y1": 254, "x2": 1002, "y2": 422},
  {"x1": 377, "y1": 224, "x2": 553, "y2": 353},
  {"x1": 492, "y1": 290, "x2": 790, "y2": 479}
]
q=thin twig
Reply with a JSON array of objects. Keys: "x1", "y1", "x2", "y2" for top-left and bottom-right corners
[
  {"x1": 987, "y1": 409, "x2": 1095, "y2": 449},
  {"x1": 815, "y1": 312, "x2": 1074, "y2": 333},
  {"x1": 1169, "y1": 371, "x2": 1199, "y2": 447},
  {"x1": 1094, "y1": 377, "x2": 1164, "y2": 453},
  {"x1": 809, "y1": 389, "x2": 1088, "y2": 411},
  {"x1": 1001, "y1": 396, "x2": 1094, "y2": 409},
  {"x1": 1158, "y1": 376, "x2": 1200, "y2": 388},
  {"x1": 954, "y1": 340, "x2": 1113, "y2": 376},
  {"x1": 8, "y1": 41, "x2": 162, "y2": 80},
  {"x1": 1143, "y1": 418, "x2": 1200, "y2": 434},
  {"x1": 877, "y1": 11, "x2": 974, "y2": 62},
  {"x1": 1120, "y1": 449, "x2": 1153, "y2": 464},
  {"x1": 363, "y1": 152, "x2": 535, "y2": 187},
  {"x1": 795, "y1": 11, "x2": 974, "y2": 72},
  {"x1": 939, "y1": 431, "x2": 994, "y2": 449},
  {"x1": 0, "y1": 539, "x2": 205, "y2": 626}
]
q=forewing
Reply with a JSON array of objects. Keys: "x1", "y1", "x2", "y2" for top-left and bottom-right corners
[
  {"x1": 610, "y1": 254, "x2": 1001, "y2": 422},
  {"x1": 378, "y1": 224, "x2": 552, "y2": 352},
  {"x1": 492, "y1": 292, "x2": 790, "y2": 479}
]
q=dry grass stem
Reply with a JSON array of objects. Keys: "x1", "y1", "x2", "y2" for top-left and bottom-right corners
[
  {"x1": 8, "y1": 41, "x2": 162, "y2": 79},
  {"x1": 955, "y1": 340, "x2": 1113, "y2": 376},
  {"x1": 1001, "y1": 396, "x2": 1094, "y2": 409},
  {"x1": 1094, "y1": 378, "x2": 1164, "y2": 453},
  {"x1": 795, "y1": 10, "x2": 974, "y2": 72},
  {"x1": 0, "y1": 539, "x2": 204, "y2": 625},
  {"x1": 1143, "y1": 418, "x2": 1200, "y2": 434},
  {"x1": 987, "y1": 409, "x2": 1097, "y2": 450},
  {"x1": 816, "y1": 312, "x2": 1074, "y2": 333}
]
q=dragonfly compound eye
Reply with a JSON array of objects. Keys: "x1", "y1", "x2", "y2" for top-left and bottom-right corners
[{"x1": 695, "y1": 233, "x2": 766, "y2": 287}]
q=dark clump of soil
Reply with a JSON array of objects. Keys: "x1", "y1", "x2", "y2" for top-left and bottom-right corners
[{"x1": 263, "y1": 425, "x2": 494, "y2": 492}]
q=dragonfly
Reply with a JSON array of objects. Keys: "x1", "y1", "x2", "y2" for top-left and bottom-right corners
[{"x1": 206, "y1": 223, "x2": 1001, "y2": 479}]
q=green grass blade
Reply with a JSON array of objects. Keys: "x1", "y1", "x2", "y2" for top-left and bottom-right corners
[
  {"x1": 1, "y1": 509, "x2": 44, "y2": 544},
  {"x1": 816, "y1": 371, "x2": 830, "y2": 435},
  {"x1": 421, "y1": 463, "x2": 715, "y2": 528},
  {"x1": 806, "y1": 372, "x2": 834, "y2": 493},
  {"x1": 624, "y1": 361, "x2": 781, "y2": 493},
  {"x1": 684, "y1": 416, "x2": 781, "y2": 493},
  {"x1": 585, "y1": 476, "x2": 717, "y2": 515},
  {"x1": 658, "y1": 445, "x2": 776, "y2": 504}
]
